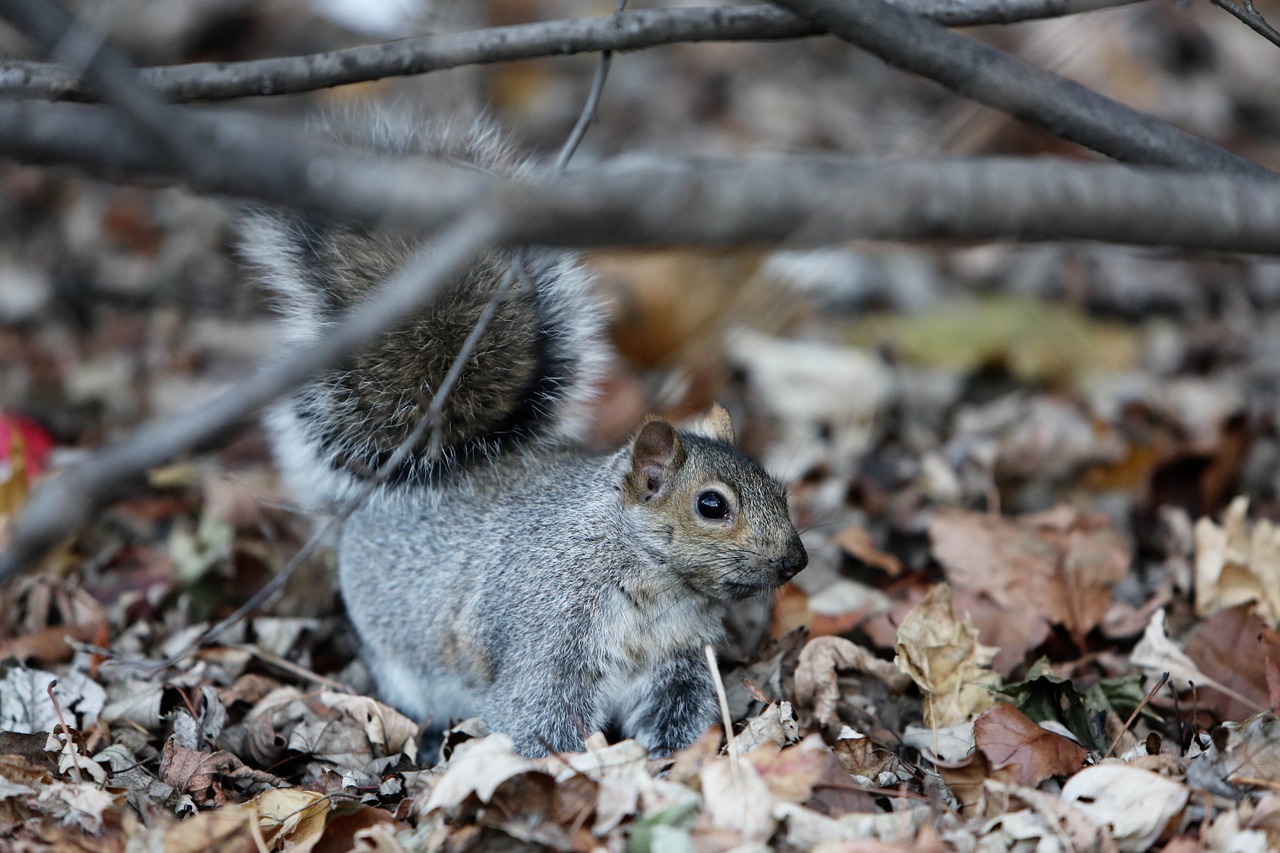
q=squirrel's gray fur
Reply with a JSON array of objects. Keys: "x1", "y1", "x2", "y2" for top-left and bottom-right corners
[{"x1": 241, "y1": 117, "x2": 807, "y2": 758}]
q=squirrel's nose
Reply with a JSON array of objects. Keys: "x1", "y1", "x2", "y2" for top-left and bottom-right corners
[{"x1": 776, "y1": 535, "x2": 808, "y2": 581}]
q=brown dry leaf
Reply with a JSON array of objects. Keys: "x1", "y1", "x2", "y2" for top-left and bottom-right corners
[
  {"x1": 317, "y1": 693, "x2": 417, "y2": 759},
  {"x1": 1195, "y1": 496, "x2": 1280, "y2": 625},
  {"x1": 308, "y1": 806, "x2": 404, "y2": 853},
  {"x1": 1185, "y1": 603, "x2": 1275, "y2": 723},
  {"x1": 744, "y1": 733, "x2": 831, "y2": 804},
  {"x1": 159, "y1": 737, "x2": 281, "y2": 808},
  {"x1": 1060, "y1": 764, "x2": 1189, "y2": 853},
  {"x1": 731, "y1": 701, "x2": 799, "y2": 754},
  {"x1": 952, "y1": 588, "x2": 1051, "y2": 678},
  {"x1": 546, "y1": 739, "x2": 647, "y2": 834},
  {"x1": 1266, "y1": 627, "x2": 1280, "y2": 716},
  {"x1": 894, "y1": 584, "x2": 1000, "y2": 727},
  {"x1": 930, "y1": 750, "x2": 1000, "y2": 815},
  {"x1": 832, "y1": 524, "x2": 902, "y2": 576},
  {"x1": 796, "y1": 636, "x2": 912, "y2": 730},
  {"x1": 1131, "y1": 608, "x2": 1265, "y2": 721},
  {"x1": 973, "y1": 703, "x2": 1087, "y2": 787},
  {"x1": 243, "y1": 689, "x2": 414, "y2": 772},
  {"x1": 0, "y1": 576, "x2": 109, "y2": 664},
  {"x1": 930, "y1": 505, "x2": 1129, "y2": 649}
]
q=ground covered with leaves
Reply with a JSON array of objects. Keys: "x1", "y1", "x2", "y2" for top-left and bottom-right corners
[{"x1": 7, "y1": 0, "x2": 1280, "y2": 851}]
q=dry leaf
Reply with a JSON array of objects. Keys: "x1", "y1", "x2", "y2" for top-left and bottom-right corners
[
  {"x1": 159, "y1": 737, "x2": 281, "y2": 808},
  {"x1": 1195, "y1": 496, "x2": 1280, "y2": 625},
  {"x1": 795, "y1": 636, "x2": 911, "y2": 729},
  {"x1": 832, "y1": 525, "x2": 902, "y2": 576},
  {"x1": 700, "y1": 753, "x2": 776, "y2": 842},
  {"x1": 33, "y1": 782, "x2": 116, "y2": 834},
  {"x1": 930, "y1": 506, "x2": 1129, "y2": 650},
  {"x1": 730, "y1": 701, "x2": 800, "y2": 754},
  {"x1": 1131, "y1": 608, "x2": 1265, "y2": 718},
  {"x1": 253, "y1": 788, "x2": 331, "y2": 853},
  {"x1": 1186, "y1": 604, "x2": 1276, "y2": 723},
  {"x1": 894, "y1": 584, "x2": 1000, "y2": 727},
  {"x1": 1060, "y1": 764, "x2": 1189, "y2": 852},
  {"x1": 973, "y1": 703, "x2": 1087, "y2": 787},
  {"x1": 546, "y1": 738, "x2": 648, "y2": 834},
  {"x1": 422, "y1": 734, "x2": 541, "y2": 813},
  {"x1": 1186, "y1": 713, "x2": 1280, "y2": 796},
  {"x1": 744, "y1": 733, "x2": 831, "y2": 804}
]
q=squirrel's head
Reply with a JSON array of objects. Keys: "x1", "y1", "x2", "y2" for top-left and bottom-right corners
[{"x1": 620, "y1": 404, "x2": 807, "y2": 600}]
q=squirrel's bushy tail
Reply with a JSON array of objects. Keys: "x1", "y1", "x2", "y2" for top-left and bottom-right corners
[{"x1": 239, "y1": 118, "x2": 607, "y2": 506}]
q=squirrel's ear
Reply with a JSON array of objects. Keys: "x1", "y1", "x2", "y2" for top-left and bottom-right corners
[
  {"x1": 627, "y1": 418, "x2": 686, "y2": 502},
  {"x1": 685, "y1": 403, "x2": 736, "y2": 445}
]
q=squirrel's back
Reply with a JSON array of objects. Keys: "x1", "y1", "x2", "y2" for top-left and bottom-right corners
[{"x1": 239, "y1": 119, "x2": 606, "y2": 504}]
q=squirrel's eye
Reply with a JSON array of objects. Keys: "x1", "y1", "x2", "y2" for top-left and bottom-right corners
[{"x1": 696, "y1": 490, "x2": 730, "y2": 520}]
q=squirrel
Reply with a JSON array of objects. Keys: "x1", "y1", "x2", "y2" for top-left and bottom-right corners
[{"x1": 239, "y1": 119, "x2": 808, "y2": 758}]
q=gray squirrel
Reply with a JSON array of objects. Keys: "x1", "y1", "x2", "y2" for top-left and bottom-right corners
[{"x1": 240, "y1": 120, "x2": 808, "y2": 758}]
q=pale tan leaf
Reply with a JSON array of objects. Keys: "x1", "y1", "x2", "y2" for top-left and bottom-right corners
[{"x1": 894, "y1": 584, "x2": 1000, "y2": 727}]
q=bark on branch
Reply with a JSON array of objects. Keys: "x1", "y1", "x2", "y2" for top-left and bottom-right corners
[
  {"x1": 0, "y1": 0, "x2": 1143, "y2": 103},
  {"x1": 2, "y1": 103, "x2": 1280, "y2": 253}
]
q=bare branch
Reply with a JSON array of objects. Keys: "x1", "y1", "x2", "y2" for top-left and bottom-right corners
[
  {"x1": 0, "y1": 0, "x2": 1145, "y2": 103},
  {"x1": 769, "y1": 0, "x2": 1273, "y2": 178},
  {"x1": 1208, "y1": 0, "x2": 1280, "y2": 50},
  {"x1": 2, "y1": 102, "x2": 1280, "y2": 252}
]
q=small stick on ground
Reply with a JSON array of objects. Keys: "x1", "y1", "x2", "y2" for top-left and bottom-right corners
[{"x1": 1103, "y1": 671, "x2": 1170, "y2": 760}]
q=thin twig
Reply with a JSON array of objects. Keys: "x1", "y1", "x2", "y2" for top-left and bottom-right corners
[
  {"x1": 46, "y1": 680, "x2": 83, "y2": 784},
  {"x1": 1209, "y1": 0, "x2": 1280, "y2": 50},
  {"x1": 1102, "y1": 671, "x2": 1169, "y2": 760},
  {"x1": 705, "y1": 644, "x2": 745, "y2": 826},
  {"x1": 0, "y1": 0, "x2": 1148, "y2": 103},
  {"x1": 553, "y1": 0, "x2": 628, "y2": 172}
]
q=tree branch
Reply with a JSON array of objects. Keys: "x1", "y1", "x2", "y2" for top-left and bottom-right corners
[
  {"x1": 0, "y1": 0, "x2": 1145, "y2": 103},
  {"x1": 1208, "y1": 0, "x2": 1280, "y2": 50},
  {"x1": 769, "y1": 0, "x2": 1273, "y2": 178},
  {"x1": 2, "y1": 102, "x2": 1280, "y2": 252}
]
